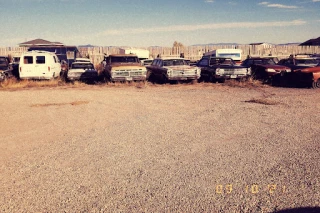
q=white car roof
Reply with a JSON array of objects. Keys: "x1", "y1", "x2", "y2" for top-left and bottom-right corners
[{"x1": 75, "y1": 58, "x2": 91, "y2": 62}]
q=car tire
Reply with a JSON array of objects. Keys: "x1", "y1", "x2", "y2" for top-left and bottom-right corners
[{"x1": 312, "y1": 79, "x2": 320, "y2": 89}]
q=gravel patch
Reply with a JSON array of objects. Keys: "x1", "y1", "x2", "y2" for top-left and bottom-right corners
[{"x1": 0, "y1": 84, "x2": 319, "y2": 212}]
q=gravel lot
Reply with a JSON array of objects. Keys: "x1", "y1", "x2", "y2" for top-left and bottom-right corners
[{"x1": 0, "y1": 83, "x2": 319, "y2": 212}]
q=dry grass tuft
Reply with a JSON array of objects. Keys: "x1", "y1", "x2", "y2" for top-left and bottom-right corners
[
  {"x1": 0, "y1": 78, "x2": 87, "y2": 90},
  {"x1": 224, "y1": 77, "x2": 265, "y2": 88},
  {"x1": 31, "y1": 101, "x2": 89, "y2": 108},
  {"x1": 244, "y1": 98, "x2": 278, "y2": 105},
  {"x1": 135, "y1": 81, "x2": 147, "y2": 89}
]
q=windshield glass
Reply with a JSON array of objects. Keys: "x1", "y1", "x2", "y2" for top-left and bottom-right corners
[
  {"x1": 110, "y1": 56, "x2": 139, "y2": 63},
  {"x1": 71, "y1": 63, "x2": 94, "y2": 69},
  {"x1": 210, "y1": 58, "x2": 233, "y2": 66},
  {"x1": 0, "y1": 58, "x2": 7, "y2": 65},
  {"x1": 295, "y1": 59, "x2": 318, "y2": 65},
  {"x1": 163, "y1": 59, "x2": 186, "y2": 66}
]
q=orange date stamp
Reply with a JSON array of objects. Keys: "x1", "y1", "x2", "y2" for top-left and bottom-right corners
[{"x1": 215, "y1": 184, "x2": 287, "y2": 194}]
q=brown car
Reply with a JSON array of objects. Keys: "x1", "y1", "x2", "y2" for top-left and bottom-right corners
[{"x1": 100, "y1": 54, "x2": 147, "y2": 82}]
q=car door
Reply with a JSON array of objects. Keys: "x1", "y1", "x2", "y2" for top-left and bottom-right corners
[
  {"x1": 52, "y1": 55, "x2": 61, "y2": 77},
  {"x1": 34, "y1": 55, "x2": 46, "y2": 76}
]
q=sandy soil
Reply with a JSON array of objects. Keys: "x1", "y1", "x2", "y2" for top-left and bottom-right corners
[{"x1": 0, "y1": 83, "x2": 319, "y2": 212}]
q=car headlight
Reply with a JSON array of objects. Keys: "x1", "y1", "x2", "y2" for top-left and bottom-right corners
[
  {"x1": 195, "y1": 68, "x2": 201, "y2": 75},
  {"x1": 216, "y1": 68, "x2": 224, "y2": 75},
  {"x1": 266, "y1": 68, "x2": 276, "y2": 73},
  {"x1": 247, "y1": 68, "x2": 252, "y2": 75},
  {"x1": 167, "y1": 68, "x2": 173, "y2": 76}
]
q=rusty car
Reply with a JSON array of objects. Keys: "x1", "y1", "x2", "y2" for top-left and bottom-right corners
[{"x1": 100, "y1": 54, "x2": 147, "y2": 82}]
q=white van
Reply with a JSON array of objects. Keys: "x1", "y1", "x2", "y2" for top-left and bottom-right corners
[{"x1": 19, "y1": 51, "x2": 61, "y2": 80}]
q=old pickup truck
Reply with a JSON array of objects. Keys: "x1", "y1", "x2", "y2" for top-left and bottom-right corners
[
  {"x1": 196, "y1": 56, "x2": 251, "y2": 83},
  {"x1": 100, "y1": 54, "x2": 147, "y2": 82}
]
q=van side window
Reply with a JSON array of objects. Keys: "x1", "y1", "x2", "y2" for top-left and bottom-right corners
[
  {"x1": 24, "y1": 56, "x2": 33, "y2": 64},
  {"x1": 36, "y1": 56, "x2": 46, "y2": 64}
]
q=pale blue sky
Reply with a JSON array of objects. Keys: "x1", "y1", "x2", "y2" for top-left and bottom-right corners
[{"x1": 1, "y1": 0, "x2": 320, "y2": 47}]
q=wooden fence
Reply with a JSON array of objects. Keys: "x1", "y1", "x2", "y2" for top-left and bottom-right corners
[{"x1": 1, "y1": 45, "x2": 320, "y2": 65}]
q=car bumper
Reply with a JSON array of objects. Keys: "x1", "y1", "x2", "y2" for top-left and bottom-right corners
[
  {"x1": 168, "y1": 75, "x2": 200, "y2": 81},
  {"x1": 20, "y1": 76, "x2": 54, "y2": 80},
  {"x1": 215, "y1": 74, "x2": 249, "y2": 79},
  {"x1": 68, "y1": 73, "x2": 98, "y2": 81},
  {"x1": 111, "y1": 76, "x2": 146, "y2": 81}
]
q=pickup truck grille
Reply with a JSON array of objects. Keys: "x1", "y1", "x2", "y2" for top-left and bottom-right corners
[
  {"x1": 172, "y1": 70, "x2": 196, "y2": 76},
  {"x1": 113, "y1": 69, "x2": 146, "y2": 77},
  {"x1": 222, "y1": 68, "x2": 247, "y2": 75}
]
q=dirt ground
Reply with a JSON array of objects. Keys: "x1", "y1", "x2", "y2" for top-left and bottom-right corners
[{"x1": 0, "y1": 82, "x2": 319, "y2": 212}]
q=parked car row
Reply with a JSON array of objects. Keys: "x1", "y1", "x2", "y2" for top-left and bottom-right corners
[{"x1": 1, "y1": 50, "x2": 320, "y2": 89}]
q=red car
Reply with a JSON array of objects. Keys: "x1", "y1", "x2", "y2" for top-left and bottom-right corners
[
  {"x1": 293, "y1": 64, "x2": 320, "y2": 89},
  {"x1": 241, "y1": 57, "x2": 291, "y2": 82}
]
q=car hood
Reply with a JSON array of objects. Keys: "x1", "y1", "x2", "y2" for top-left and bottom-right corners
[
  {"x1": 111, "y1": 64, "x2": 146, "y2": 70},
  {"x1": 295, "y1": 66, "x2": 320, "y2": 73},
  {"x1": 111, "y1": 63, "x2": 145, "y2": 69},
  {"x1": 164, "y1": 65, "x2": 197, "y2": 70},
  {"x1": 216, "y1": 65, "x2": 247, "y2": 69},
  {"x1": 68, "y1": 68, "x2": 97, "y2": 73},
  {"x1": 257, "y1": 64, "x2": 290, "y2": 70}
]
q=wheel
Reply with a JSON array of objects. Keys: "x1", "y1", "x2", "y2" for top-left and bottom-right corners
[
  {"x1": 312, "y1": 79, "x2": 320, "y2": 89},
  {"x1": 208, "y1": 74, "x2": 216, "y2": 83}
]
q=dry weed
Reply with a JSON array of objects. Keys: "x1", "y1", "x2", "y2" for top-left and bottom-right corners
[
  {"x1": 244, "y1": 98, "x2": 278, "y2": 105},
  {"x1": 31, "y1": 101, "x2": 89, "y2": 107},
  {"x1": 224, "y1": 77, "x2": 265, "y2": 88},
  {"x1": 0, "y1": 78, "x2": 87, "y2": 90}
]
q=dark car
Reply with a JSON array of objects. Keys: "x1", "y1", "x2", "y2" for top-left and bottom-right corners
[
  {"x1": 277, "y1": 55, "x2": 318, "y2": 71},
  {"x1": 241, "y1": 57, "x2": 291, "y2": 81},
  {"x1": 67, "y1": 61, "x2": 98, "y2": 83},
  {"x1": 197, "y1": 56, "x2": 251, "y2": 83},
  {"x1": 0, "y1": 56, "x2": 14, "y2": 81}
]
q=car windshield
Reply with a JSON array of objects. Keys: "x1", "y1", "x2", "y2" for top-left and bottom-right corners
[
  {"x1": 163, "y1": 59, "x2": 186, "y2": 66},
  {"x1": 210, "y1": 58, "x2": 233, "y2": 66},
  {"x1": 0, "y1": 58, "x2": 7, "y2": 65},
  {"x1": 71, "y1": 63, "x2": 94, "y2": 69},
  {"x1": 254, "y1": 59, "x2": 276, "y2": 65},
  {"x1": 295, "y1": 59, "x2": 318, "y2": 65},
  {"x1": 111, "y1": 56, "x2": 139, "y2": 63}
]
